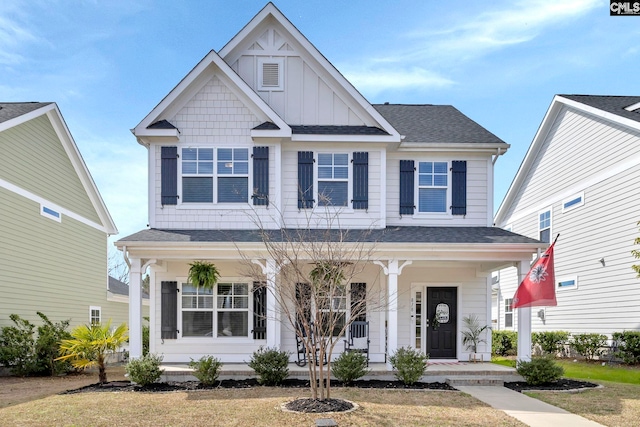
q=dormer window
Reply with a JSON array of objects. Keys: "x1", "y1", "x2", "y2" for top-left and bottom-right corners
[{"x1": 257, "y1": 57, "x2": 284, "y2": 91}]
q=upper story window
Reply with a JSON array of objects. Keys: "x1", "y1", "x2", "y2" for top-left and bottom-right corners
[
  {"x1": 539, "y1": 209, "x2": 551, "y2": 243},
  {"x1": 317, "y1": 153, "x2": 349, "y2": 207},
  {"x1": 562, "y1": 192, "x2": 584, "y2": 213},
  {"x1": 181, "y1": 147, "x2": 249, "y2": 204},
  {"x1": 418, "y1": 161, "x2": 448, "y2": 213}
]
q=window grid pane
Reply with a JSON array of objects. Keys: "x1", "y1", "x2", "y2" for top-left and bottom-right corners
[
  {"x1": 217, "y1": 282, "x2": 250, "y2": 337},
  {"x1": 418, "y1": 161, "x2": 448, "y2": 213}
]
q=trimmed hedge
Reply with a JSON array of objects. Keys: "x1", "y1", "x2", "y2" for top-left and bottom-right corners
[
  {"x1": 492, "y1": 330, "x2": 517, "y2": 356},
  {"x1": 612, "y1": 331, "x2": 640, "y2": 364},
  {"x1": 532, "y1": 331, "x2": 569, "y2": 357}
]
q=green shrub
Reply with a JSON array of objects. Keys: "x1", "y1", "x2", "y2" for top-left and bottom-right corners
[
  {"x1": 389, "y1": 347, "x2": 428, "y2": 385},
  {"x1": 247, "y1": 347, "x2": 290, "y2": 386},
  {"x1": 126, "y1": 353, "x2": 164, "y2": 386},
  {"x1": 532, "y1": 331, "x2": 569, "y2": 357},
  {"x1": 516, "y1": 357, "x2": 564, "y2": 385},
  {"x1": 492, "y1": 330, "x2": 517, "y2": 356},
  {"x1": 570, "y1": 333, "x2": 608, "y2": 361},
  {"x1": 142, "y1": 317, "x2": 150, "y2": 357},
  {"x1": 612, "y1": 331, "x2": 640, "y2": 364},
  {"x1": 189, "y1": 355, "x2": 223, "y2": 386},
  {"x1": 332, "y1": 351, "x2": 370, "y2": 385},
  {"x1": 0, "y1": 313, "x2": 72, "y2": 376}
]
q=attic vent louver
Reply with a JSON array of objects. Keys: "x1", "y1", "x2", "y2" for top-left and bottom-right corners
[{"x1": 262, "y1": 63, "x2": 279, "y2": 87}]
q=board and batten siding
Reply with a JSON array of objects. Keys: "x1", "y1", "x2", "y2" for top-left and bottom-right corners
[
  {"x1": 0, "y1": 187, "x2": 122, "y2": 328},
  {"x1": 280, "y1": 147, "x2": 383, "y2": 229},
  {"x1": 0, "y1": 115, "x2": 101, "y2": 224},
  {"x1": 385, "y1": 152, "x2": 491, "y2": 227},
  {"x1": 151, "y1": 74, "x2": 279, "y2": 230},
  {"x1": 229, "y1": 27, "x2": 368, "y2": 126},
  {"x1": 496, "y1": 107, "x2": 640, "y2": 336}
]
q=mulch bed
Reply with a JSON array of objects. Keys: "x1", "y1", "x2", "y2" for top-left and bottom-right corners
[
  {"x1": 284, "y1": 398, "x2": 354, "y2": 413},
  {"x1": 61, "y1": 378, "x2": 455, "y2": 394},
  {"x1": 504, "y1": 378, "x2": 599, "y2": 393}
]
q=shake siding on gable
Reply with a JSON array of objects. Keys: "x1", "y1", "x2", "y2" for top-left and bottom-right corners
[
  {"x1": 0, "y1": 115, "x2": 101, "y2": 224},
  {"x1": 0, "y1": 187, "x2": 110, "y2": 328},
  {"x1": 385, "y1": 152, "x2": 490, "y2": 226}
]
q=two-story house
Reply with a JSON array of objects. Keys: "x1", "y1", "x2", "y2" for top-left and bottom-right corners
[
  {"x1": 117, "y1": 3, "x2": 543, "y2": 365},
  {"x1": 494, "y1": 95, "x2": 640, "y2": 337},
  {"x1": 0, "y1": 102, "x2": 121, "y2": 329}
]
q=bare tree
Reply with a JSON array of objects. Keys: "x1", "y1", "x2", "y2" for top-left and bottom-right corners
[
  {"x1": 108, "y1": 248, "x2": 129, "y2": 284},
  {"x1": 241, "y1": 206, "x2": 383, "y2": 400}
]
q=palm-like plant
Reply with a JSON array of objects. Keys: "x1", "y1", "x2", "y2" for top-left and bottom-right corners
[
  {"x1": 188, "y1": 261, "x2": 220, "y2": 289},
  {"x1": 56, "y1": 321, "x2": 128, "y2": 384},
  {"x1": 461, "y1": 315, "x2": 490, "y2": 354}
]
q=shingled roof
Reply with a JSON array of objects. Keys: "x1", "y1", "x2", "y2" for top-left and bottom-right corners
[
  {"x1": 108, "y1": 276, "x2": 149, "y2": 299},
  {"x1": 0, "y1": 102, "x2": 52, "y2": 124},
  {"x1": 373, "y1": 104, "x2": 505, "y2": 144},
  {"x1": 119, "y1": 226, "x2": 539, "y2": 245},
  {"x1": 560, "y1": 95, "x2": 640, "y2": 124}
]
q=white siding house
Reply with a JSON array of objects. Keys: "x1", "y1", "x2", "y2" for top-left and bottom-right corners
[
  {"x1": 117, "y1": 3, "x2": 544, "y2": 365},
  {"x1": 494, "y1": 95, "x2": 640, "y2": 336}
]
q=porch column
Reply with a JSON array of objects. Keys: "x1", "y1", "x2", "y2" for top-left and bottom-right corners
[
  {"x1": 265, "y1": 259, "x2": 281, "y2": 349},
  {"x1": 516, "y1": 259, "x2": 532, "y2": 362},
  {"x1": 128, "y1": 257, "x2": 143, "y2": 360},
  {"x1": 387, "y1": 260, "x2": 399, "y2": 369}
]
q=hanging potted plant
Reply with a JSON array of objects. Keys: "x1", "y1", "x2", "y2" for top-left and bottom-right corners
[
  {"x1": 188, "y1": 261, "x2": 220, "y2": 289},
  {"x1": 461, "y1": 314, "x2": 490, "y2": 362}
]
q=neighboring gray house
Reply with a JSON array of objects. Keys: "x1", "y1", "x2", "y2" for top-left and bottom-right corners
[
  {"x1": 494, "y1": 95, "x2": 640, "y2": 336},
  {"x1": 117, "y1": 3, "x2": 543, "y2": 364},
  {"x1": 0, "y1": 102, "x2": 120, "y2": 329},
  {"x1": 107, "y1": 276, "x2": 150, "y2": 319}
]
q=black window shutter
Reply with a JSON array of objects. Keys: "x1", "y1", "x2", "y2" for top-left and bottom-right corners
[
  {"x1": 161, "y1": 147, "x2": 178, "y2": 205},
  {"x1": 451, "y1": 160, "x2": 467, "y2": 215},
  {"x1": 351, "y1": 282, "x2": 367, "y2": 322},
  {"x1": 161, "y1": 281, "x2": 178, "y2": 339},
  {"x1": 252, "y1": 147, "x2": 269, "y2": 206},
  {"x1": 297, "y1": 151, "x2": 314, "y2": 209},
  {"x1": 399, "y1": 160, "x2": 415, "y2": 215},
  {"x1": 352, "y1": 152, "x2": 369, "y2": 210},
  {"x1": 252, "y1": 282, "x2": 267, "y2": 340}
]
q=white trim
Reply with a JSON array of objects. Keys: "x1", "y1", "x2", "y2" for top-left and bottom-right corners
[
  {"x1": 0, "y1": 177, "x2": 107, "y2": 232},
  {"x1": 0, "y1": 103, "x2": 54, "y2": 132},
  {"x1": 562, "y1": 192, "x2": 584, "y2": 213},
  {"x1": 557, "y1": 275, "x2": 578, "y2": 291}
]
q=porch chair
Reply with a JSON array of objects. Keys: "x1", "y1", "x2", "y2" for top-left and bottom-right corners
[
  {"x1": 343, "y1": 320, "x2": 370, "y2": 365},
  {"x1": 295, "y1": 322, "x2": 327, "y2": 367}
]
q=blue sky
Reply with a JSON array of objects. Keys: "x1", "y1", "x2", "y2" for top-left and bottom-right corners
[{"x1": 1, "y1": 0, "x2": 638, "y2": 245}]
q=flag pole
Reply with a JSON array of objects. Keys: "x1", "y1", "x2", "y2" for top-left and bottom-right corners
[{"x1": 552, "y1": 234, "x2": 560, "y2": 245}]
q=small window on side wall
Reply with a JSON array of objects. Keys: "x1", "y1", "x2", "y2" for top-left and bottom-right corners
[
  {"x1": 90, "y1": 306, "x2": 101, "y2": 325},
  {"x1": 539, "y1": 209, "x2": 551, "y2": 243},
  {"x1": 562, "y1": 192, "x2": 584, "y2": 213},
  {"x1": 504, "y1": 298, "x2": 513, "y2": 328},
  {"x1": 40, "y1": 204, "x2": 61, "y2": 222},
  {"x1": 557, "y1": 276, "x2": 578, "y2": 291}
]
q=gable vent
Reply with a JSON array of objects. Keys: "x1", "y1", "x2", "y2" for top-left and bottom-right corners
[{"x1": 262, "y1": 63, "x2": 279, "y2": 87}]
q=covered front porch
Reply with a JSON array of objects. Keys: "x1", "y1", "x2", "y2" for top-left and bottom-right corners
[{"x1": 118, "y1": 227, "x2": 544, "y2": 368}]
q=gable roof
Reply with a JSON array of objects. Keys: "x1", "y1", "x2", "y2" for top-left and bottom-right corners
[
  {"x1": 495, "y1": 94, "x2": 640, "y2": 224},
  {"x1": 374, "y1": 104, "x2": 507, "y2": 146},
  {"x1": 0, "y1": 102, "x2": 118, "y2": 234},
  {"x1": 218, "y1": 2, "x2": 400, "y2": 141},
  {"x1": 0, "y1": 102, "x2": 52, "y2": 124}
]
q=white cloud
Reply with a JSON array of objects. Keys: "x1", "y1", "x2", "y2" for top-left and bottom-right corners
[
  {"x1": 0, "y1": 10, "x2": 38, "y2": 65},
  {"x1": 342, "y1": 67, "x2": 456, "y2": 96}
]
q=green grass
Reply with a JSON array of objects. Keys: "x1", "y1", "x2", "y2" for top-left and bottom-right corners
[{"x1": 492, "y1": 357, "x2": 640, "y2": 384}]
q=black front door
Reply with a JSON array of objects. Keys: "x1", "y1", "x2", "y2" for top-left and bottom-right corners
[{"x1": 426, "y1": 287, "x2": 457, "y2": 359}]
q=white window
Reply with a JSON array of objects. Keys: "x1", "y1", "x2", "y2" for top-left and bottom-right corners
[
  {"x1": 317, "y1": 153, "x2": 349, "y2": 207},
  {"x1": 40, "y1": 204, "x2": 61, "y2": 222},
  {"x1": 89, "y1": 306, "x2": 101, "y2": 325},
  {"x1": 180, "y1": 282, "x2": 249, "y2": 338},
  {"x1": 418, "y1": 161, "x2": 448, "y2": 213},
  {"x1": 257, "y1": 57, "x2": 284, "y2": 91},
  {"x1": 557, "y1": 276, "x2": 578, "y2": 290},
  {"x1": 504, "y1": 298, "x2": 513, "y2": 328},
  {"x1": 562, "y1": 192, "x2": 584, "y2": 213},
  {"x1": 181, "y1": 147, "x2": 249, "y2": 204},
  {"x1": 318, "y1": 287, "x2": 347, "y2": 337},
  {"x1": 539, "y1": 209, "x2": 551, "y2": 243}
]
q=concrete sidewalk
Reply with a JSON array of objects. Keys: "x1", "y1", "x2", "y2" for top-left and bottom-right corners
[{"x1": 457, "y1": 386, "x2": 604, "y2": 427}]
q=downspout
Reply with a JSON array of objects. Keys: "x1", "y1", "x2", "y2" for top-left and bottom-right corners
[
  {"x1": 492, "y1": 147, "x2": 503, "y2": 165},
  {"x1": 122, "y1": 245, "x2": 131, "y2": 269}
]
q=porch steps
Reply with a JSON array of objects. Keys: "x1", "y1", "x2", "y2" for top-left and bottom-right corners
[{"x1": 445, "y1": 376, "x2": 505, "y2": 387}]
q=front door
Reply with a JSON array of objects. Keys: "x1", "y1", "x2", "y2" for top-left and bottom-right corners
[{"x1": 426, "y1": 287, "x2": 457, "y2": 359}]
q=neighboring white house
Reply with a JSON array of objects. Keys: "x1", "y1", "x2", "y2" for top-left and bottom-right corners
[
  {"x1": 116, "y1": 2, "x2": 544, "y2": 365},
  {"x1": 0, "y1": 102, "x2": 121, "y2": 329},
  {"x1": 494, "y1": 95, "x2": 640, "y2": 336}
]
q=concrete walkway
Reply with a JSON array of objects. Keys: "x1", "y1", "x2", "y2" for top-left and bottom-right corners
[{"x1": 457, "y1": 386, "x2": 604, "y2": 427}]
